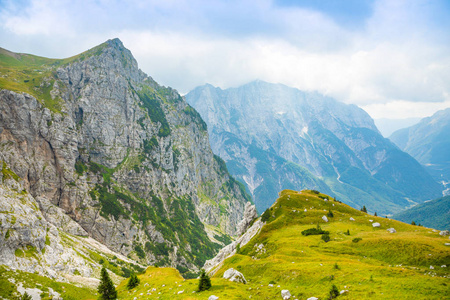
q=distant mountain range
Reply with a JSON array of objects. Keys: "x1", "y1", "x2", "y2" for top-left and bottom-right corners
[
  {"x1": 390, "y1": 108, "x2": 450, "y2": 195},
  {"x1": 186, "y1": 81, "x2": 442, "y2": 214}
]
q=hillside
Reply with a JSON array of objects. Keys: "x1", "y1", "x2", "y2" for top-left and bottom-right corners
[
  {"x1": 186, "y1": 81, "x2": 442, "y2": 215},
  {"x1": 393, "y1": 196, "x2": 450, "y2": 231},
  {"x1": 100, "y1": 190, "x2": 449, "y2": 299},
  {"x1": 390, "y1": 108, "x2": 450, "y2": 194},
  {"x1": 0, "y1": 38, "x2": 251, "y2": 281}
]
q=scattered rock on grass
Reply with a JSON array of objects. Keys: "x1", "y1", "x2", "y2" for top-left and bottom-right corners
[
  {"x1": 386, "y1": 228, "x2": 396, "y2": 233},
  {"x1": 223, "y1": 268, "x2": 247, "y2": 284},
  {"x1": 307, "y1": 297, "x2": 319, "y2": 300},
  {"x1": 439, "y1": 230, "x2": 449, "y2": 236},
  {"x1": 209, "y1": 295, "x2": 219, "y2": 300},
  {"x1": 322, "y1": 215, "x2": 328, "y2": 222},
  {"x1": 281, "y1": 289, "x2": 291, "y2": 299},
  {"x1": 372, "y1": 222, "x2": 381, "y2": 228},
  {"x1": 350, "y1": 217, "x2": 355, "y2": 221}
]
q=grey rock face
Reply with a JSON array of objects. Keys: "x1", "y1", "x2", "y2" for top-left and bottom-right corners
[
  {"x1": 390, "y1": 108, "x2": 450, "y2": 193},
  {"x1": 223, "y1": 268, "x2": 247, "y2": 284},
  {"x1": 186, "y1": 81, "x2": 442, "y2": 214},
  {"x1": 236, "y1": 202, "x2": 258, "y2": 237},
  {"x1": 0, "y1": 39, "x2": 249, "y2": 273}
]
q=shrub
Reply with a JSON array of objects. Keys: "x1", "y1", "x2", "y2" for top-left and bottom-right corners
[
  {"x1": 127, "y1": 273, "x2": 140, "y2": 290},
  {"x1": 21, "y1": 292, "x2": 32, "y2": 300},
  {"x1": 329, "y1": 284, "x2": 340, "y2": 299},
  {"x1": 302, "y1": 225, "x2": 329, "y2": 236},
  {"x1": 327, "y1": 210, "x2": 334, "y2": 218},
  {"x1": 197, "y1": 269, "x2": 211, "y2": 292},
  {"x1": 344, "y1": 229, "x2": 350, "y2": 236},
  {"x1": 322, "y1": 233, "x2": 331, "y2": 242},
  {"x1": 261, "y1": 209, "x2": 271, "y2": 222},
  {"x1": 352, "y1": 238, "x2": 362, "y2": 243},
  {"x1": 360, "y1": 206, "x2": 367, "y2": 213},
  {"x1": 333, "y1": 263, "x2": 340, "y2": 270}
]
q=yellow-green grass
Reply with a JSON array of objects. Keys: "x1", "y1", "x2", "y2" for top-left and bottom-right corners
[
  {"x1": 0, "y1": 265, "x2": 96, "y2": 300},
  {"x1": 116, "y1": 190, "x2": 450, "y2": 299}
]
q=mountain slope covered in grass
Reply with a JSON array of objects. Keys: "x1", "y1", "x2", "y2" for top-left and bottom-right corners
[
  {"x1": 113, "y1": 190, "x2": 450, "y2": 299},
  {"x1": 393, "y1": 196, "x2": 450, "y2": 231}
]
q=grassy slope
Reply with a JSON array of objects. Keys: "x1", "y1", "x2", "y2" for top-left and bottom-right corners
[{"x1": 116, "y1": 190, "x2": 450, "y2": 299}]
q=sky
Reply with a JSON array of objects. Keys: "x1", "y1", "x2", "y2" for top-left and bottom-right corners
[{"x1": 1, "y1": 0, "x2": 450, "y2": 126}]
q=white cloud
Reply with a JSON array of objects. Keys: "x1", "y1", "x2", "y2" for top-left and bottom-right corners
[{"x1": 0, "y1": 0, "x2": 449, "y2": 119}]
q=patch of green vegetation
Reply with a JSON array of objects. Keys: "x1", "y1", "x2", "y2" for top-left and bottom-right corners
[
  {"x1": 45, "y1": 235, "x2": 51, "y2": 246},
  {"x1": 74, "y1": 160, "x2": 88, "y2": 176},
  {"x1": 136, "y1": 85, "x2": 171, "y2": 137},
  {"x1": 1, "y1": 161, "x2": 20, "y2": 182},
  {"x1": 301, "y1": 225, "x2": 329, "y2": 236},
  {"x1": 183, "y1": 105, "x2": 207, "y2": 131}
]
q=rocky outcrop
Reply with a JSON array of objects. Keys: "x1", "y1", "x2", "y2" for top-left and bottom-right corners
[
  {"x1": 223, "y1": 268, "x2": 247, "y2": 284},
  {"x1": 236, "y1": 202, "x2": 258, "y2": 237},
  {"x1": 0, "y1": 38, "x2": 250, "y2": 275},
  {"x1": 204, "y1": 219, "x2": 264, "y2": 275}
]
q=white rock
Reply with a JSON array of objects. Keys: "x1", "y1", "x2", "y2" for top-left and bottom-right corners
[
  {"x1": 304, "y1": 209, "x2": 307, "y2": 212},
  {"x1": 223, "y1": 268, "x2": 247, "y2": 284},
  {"x1": 386, "y1": 228, "x2": 396, "y2": 233},
  {"x1": 439, "y1": 230, "x2": 450, "y2": 236},
  {"x1": 268, "y1": 284, "x2": 273, "y2": 287},
  {"x1": 340, "y1": 290, "x2": 349, "y2": 295},
  {"x1": 177, "y1": 290, "x2": 184, "y2": 294},
  {"x1": 441, "y1": 265, "x2": 447, "y2": 268},
  {"x1": 209, "y1": 296, "x2": 219, "y2": 300},
  {"x1": 372, "y1": 222, "x2": 381, "y2": 228},
  {"x1": 350, "y1": 217, "x2": 355, "y2": 221},
  {"x1": 322, "y1": 215, "x2": 328, "y2": 222},
  {"x1": 307, "y1": 297, "x2": 319, "y2": 300},
  {"x1": 445, "y1": 243, "x2": 450, "y2": 246},
  {"x1": 369, "y1": 220, "x2": 373, "y2": 222},
  {"x1": 430, "y1": 265, "x2": 435, "y2": 269},
  {"x1": 281, "y1": 289, "x2": 291, "y2": 299}
]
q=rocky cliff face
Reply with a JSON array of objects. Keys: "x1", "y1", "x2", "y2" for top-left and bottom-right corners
[
  {"x1": 390, "y1": 108, "x2": 450, "y2": 195},
  {"x1": 0, "y1": 39, "x2": 251, "y2": 277},
  {"x1": 186, "y1": 81, "x2": 442, "y2": 214}
]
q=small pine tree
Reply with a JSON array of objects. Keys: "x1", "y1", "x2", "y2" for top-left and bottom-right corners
[
  {"x1": 329, "y1": 284, "x2": 340, "y2": 299},
  {"x1": 127, "y1": 273, "x2": 140, "y2": 290},
  {"x1": 346, "y1": 229, "x2": 350, "y2": 235},
  {"x1": 98, "y1": 267, "x2": 117, "y2": 300},
  {"x1": 322, "y1": 233, "x2": 331, "y2": 243},
  {"x1": 360, "y1": 206, "x2": 367, "y2": 213},
  {"x1": 333, "y1": 263, "x2": 340, "y2": 270},
  {"x1": 411, "y1": 221, "x2": 416, "y2": 225},
  {"x1": 374, "y1": 212, "x2": 377, "y2": 216},
  {"x1": 327, "y1": 210, "x2": 334, "y2": 218},
  {"x1": 197, "y1": 269, "x2": 211, "y2": 292}
]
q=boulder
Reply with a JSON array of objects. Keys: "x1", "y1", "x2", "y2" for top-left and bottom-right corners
[
  {"x1": 307, "y1": 297, "x2": 319, "y2": 300},
  {"x1": 223, "y1": 268, "x2": 247, "y2": 284},
  {"x1": 372, "y1": 222, "x2": 381, "y2": 228},
  {"x1": 322, "y1": 215, "x2": 328, "y2": 222},
  {"x1": 281, "y1": 290, "x2": 291, "y2": 299},
  {"x1": 349, "y1": 217, "x2": 355, "y2": 221},
  {"x1": 430, "y1": 265, "x2": 434, "y2": 270},
  {"x1": 208, "y1": 296, "x2": 219, "y2": 300},
  {"x1": 386, "y1": 228, "x2": 396, "y2": 233},
  {"x1": 439, "y1": 230, "x2": 450, "y2": 236}
]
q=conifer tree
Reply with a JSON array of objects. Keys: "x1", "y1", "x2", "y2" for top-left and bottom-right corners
[
  {"x1": 198, "y1": 269, "x2": 211, "y2": 291},
  {"x1": 127, "y1": 273, "x2": 140, "y2": 290},
  {"x1": 360, "y1": 206, "x2": 367, "y2": 213},
  {"x1": 98, "y1": 267, "x2": 117, "y2": 300}
]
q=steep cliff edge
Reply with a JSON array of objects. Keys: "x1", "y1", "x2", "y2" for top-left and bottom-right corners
[{"x1": 0, "y1": 39, "x2": 251, "y2": 277}]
